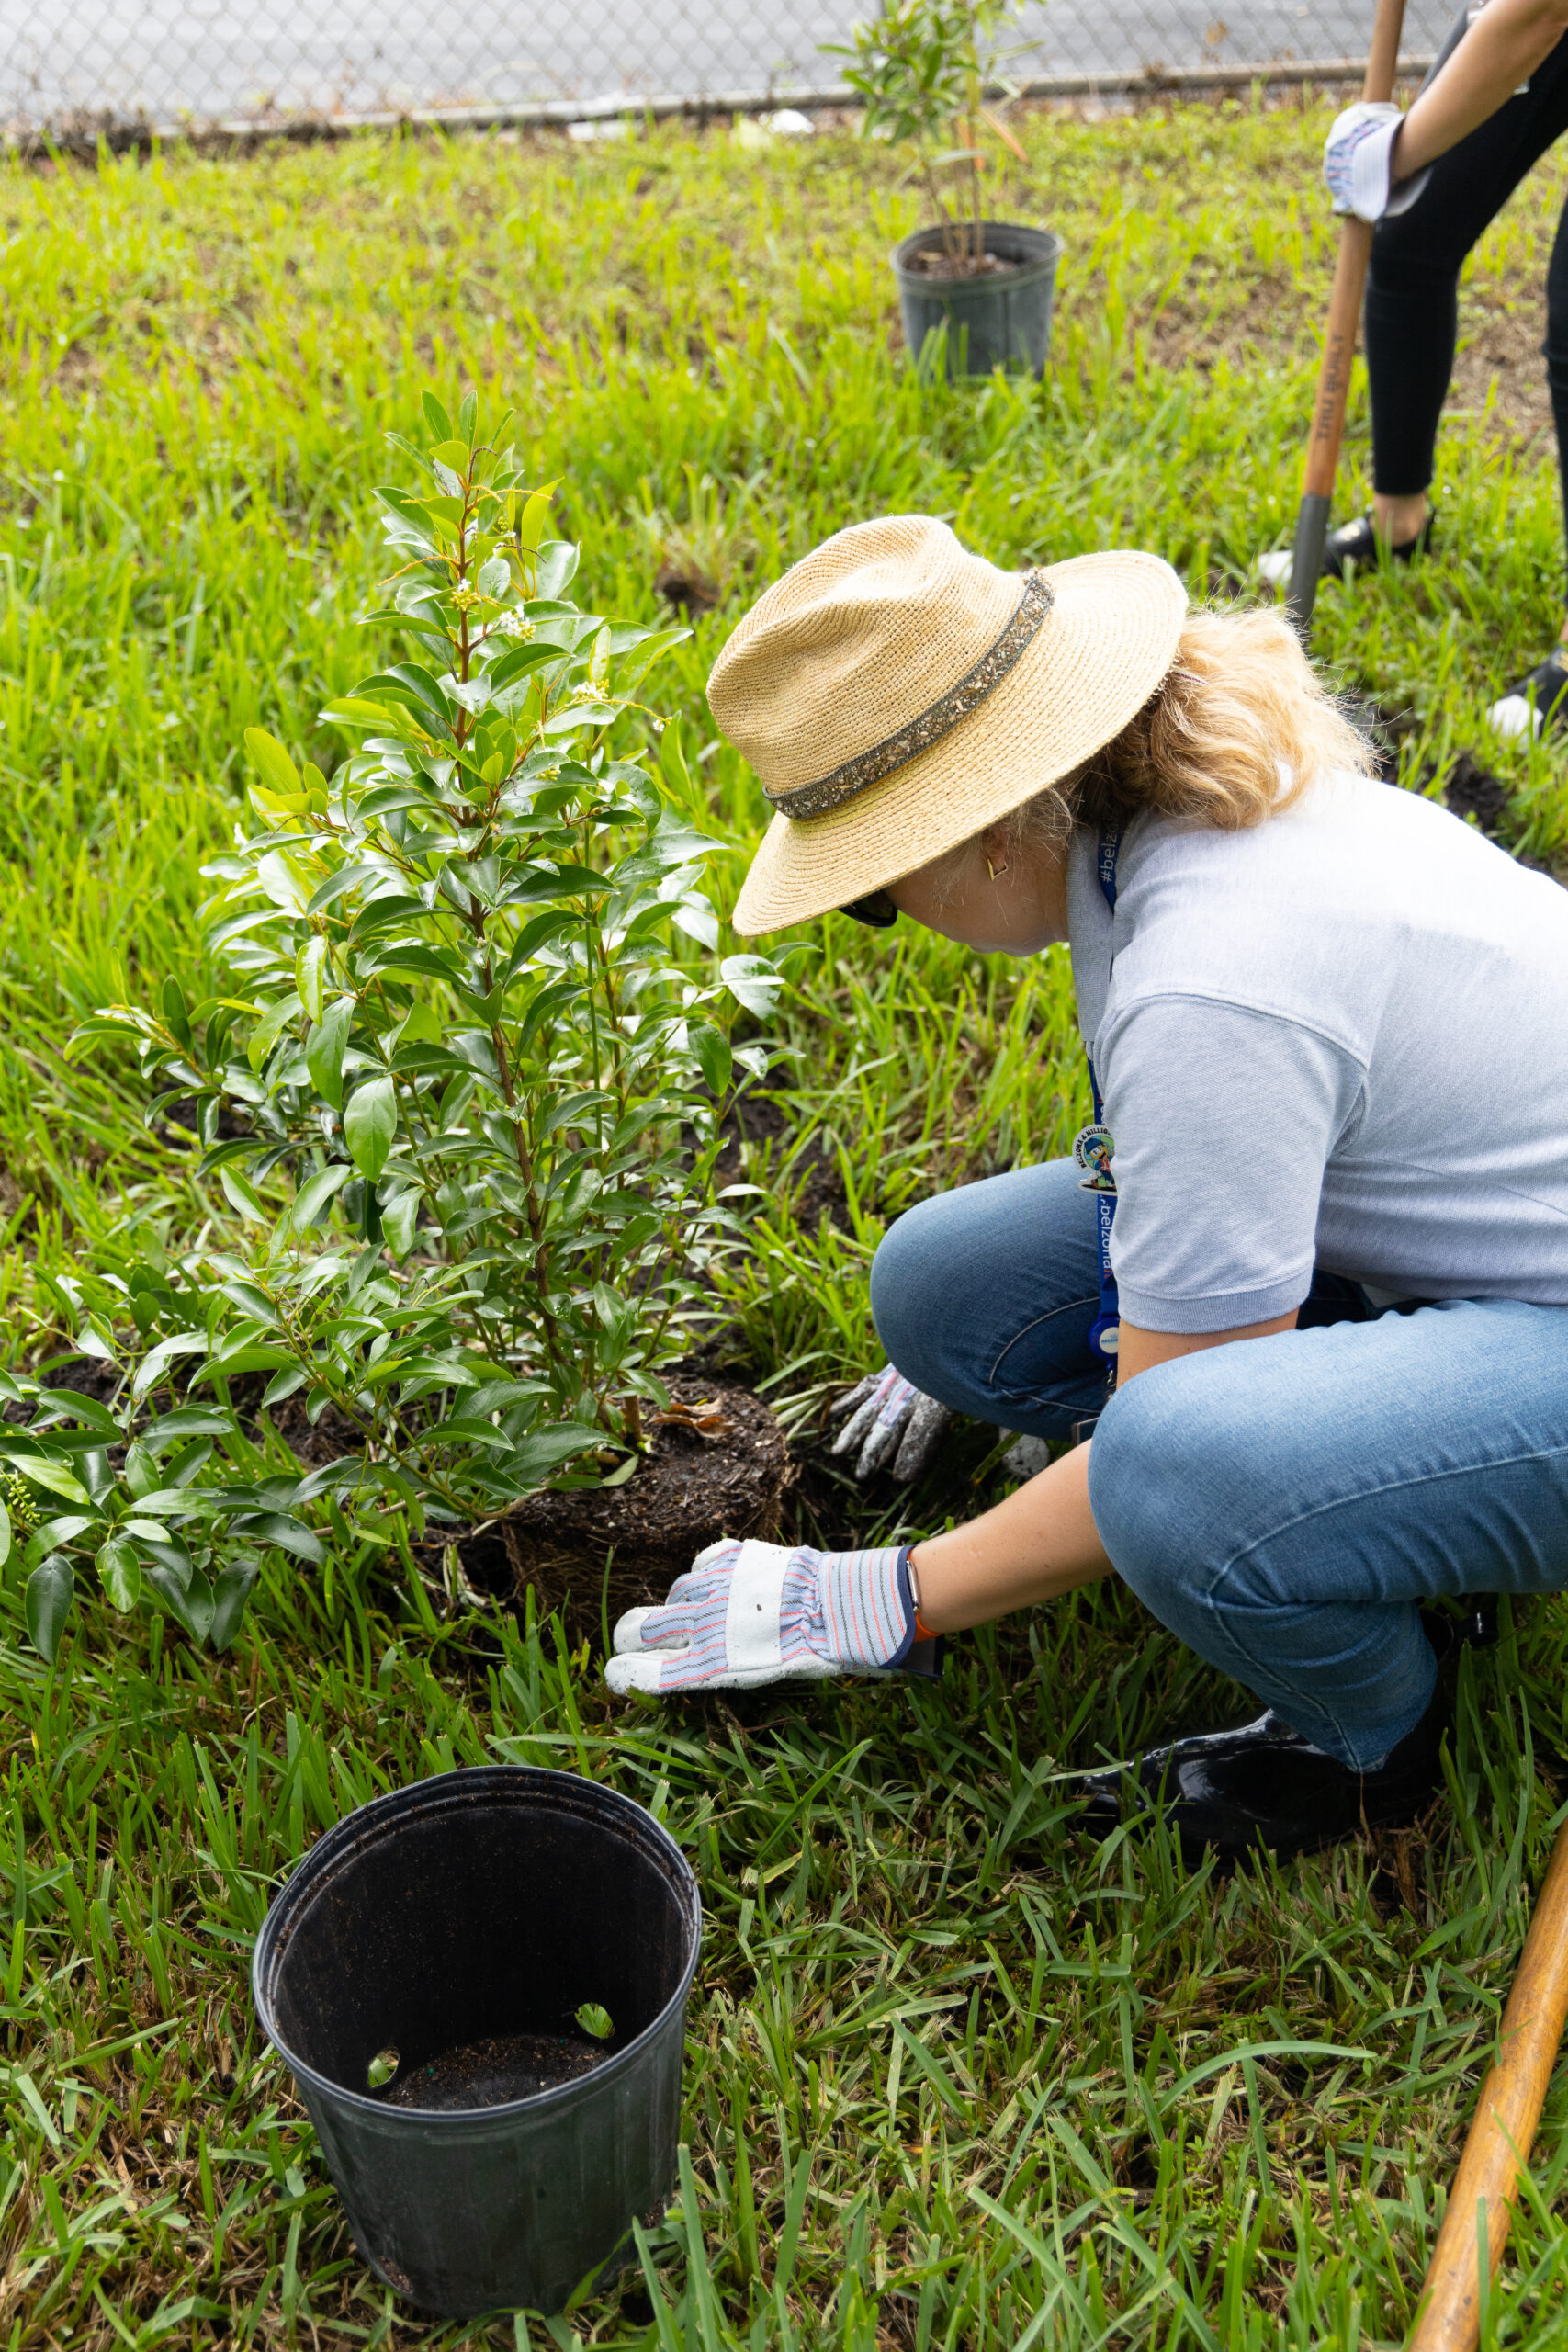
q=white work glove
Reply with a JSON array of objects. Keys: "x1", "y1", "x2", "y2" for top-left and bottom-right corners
[
  {"x1": 828, "y1": 1365, "x2": 952, "y2": 1481},
  {"x1": 604, "y1": 1536, "x2": 942, "y2": 1694},
  {"x1": 1323, "y1": 101, "x2": 1432, "y2": 222}
]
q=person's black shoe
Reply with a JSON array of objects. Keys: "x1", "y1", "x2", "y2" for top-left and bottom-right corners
[
  {"x1": 1320, "y1": 508, "x2": 1436, "y2": 581},
  {"x1": 1488, "y1": 648, "x2": 1568, "y2": 743},
  {"x1": 1072, "y1": 1681, "x2": 1450, "y2": 1867}
]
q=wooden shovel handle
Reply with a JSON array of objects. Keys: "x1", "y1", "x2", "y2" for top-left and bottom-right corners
[
  {"x1": 1407, "y1": 1817, "x2": 1568, "y2": 2352},
  {"x1": 1301, "y1": 0, "x2": 1408, "y2": 500}
]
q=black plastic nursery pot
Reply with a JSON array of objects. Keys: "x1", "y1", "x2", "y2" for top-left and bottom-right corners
[
  {"x1": 891, "y1": 220, "x2": 1063, "y2": 380},
  {"x1": 251, "y1": 1766, "x2": 702, "y2": 2319}
]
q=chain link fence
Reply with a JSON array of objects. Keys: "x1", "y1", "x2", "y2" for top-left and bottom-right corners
[{"x1": 2, "y1": 0, "x2": 1451, "y2": 146}]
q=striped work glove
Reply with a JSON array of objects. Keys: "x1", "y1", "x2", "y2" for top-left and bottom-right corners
[
  {"x1": 605, "y1": 1537, "x2": 942, "y2": 1694},
  {"x1": 829, "y1": 1365, "x2": 952, "y2": 1481},
  {"x1": 1322, "y1": 101, "x2": 1432, "y2": 223}
]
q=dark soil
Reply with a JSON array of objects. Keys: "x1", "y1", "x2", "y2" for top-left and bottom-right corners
[
  {"x1": 655, "y1": 561, "x2": 720, "y2": 614},
  {"x1": 715, "y1": 1086, "x2": 848, "y2": 1230},
  {"x1": 906, "y1": 247, "x2": 1019, "y2": 280},
  {"x1": 1439, "y1": 746, "x2": 1513, "y2": 838},
  {"x1": 498, "y1": 1368, "x2": 794, "y2": 1626},
  {"x1": 375, "y1": 2029, "x2": 608, "y2": 2110},
  {"x1": 1356, "y1": 702, "x2": 1518, "y2": 842}
]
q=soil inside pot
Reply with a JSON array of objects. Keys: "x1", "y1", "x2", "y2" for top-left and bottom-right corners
[
  {"x1": 906, "y1": 247, "x2": 1021, "y2": 280},
  {"x1": 376, "y1": 2029, "x2": 608, "y2": 2110}
]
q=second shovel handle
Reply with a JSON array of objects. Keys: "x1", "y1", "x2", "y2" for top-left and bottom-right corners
[{"x1": 1406, "y1": 1817, "x2": 1568, "y2": 2352}]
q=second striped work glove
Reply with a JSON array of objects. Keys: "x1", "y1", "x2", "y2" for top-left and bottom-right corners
[
  {"x1": 829, "y1": 1364, "x2": 952, "y2": 1481},
  {"x1": 604, "y1": 1537, "x2": 942, "y2": 1694}
]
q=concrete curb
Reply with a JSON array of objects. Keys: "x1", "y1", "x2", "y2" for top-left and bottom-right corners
[{"x1": 5, "y1": 57, "x2": 1438, "y2": 160}]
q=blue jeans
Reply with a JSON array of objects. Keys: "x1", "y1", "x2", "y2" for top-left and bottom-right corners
[{"x1": 871, "y1": 1159, "x2": 1568, "y2": 1770}]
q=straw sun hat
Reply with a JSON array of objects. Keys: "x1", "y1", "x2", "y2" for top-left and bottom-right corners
[{"x1": 708, "y1": 515, "x2": 1188, "y2": 936}]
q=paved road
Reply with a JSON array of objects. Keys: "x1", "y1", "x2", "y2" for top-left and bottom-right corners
[{"x1": 4, "y1": 0, "x2": 1454, "y2": 133}]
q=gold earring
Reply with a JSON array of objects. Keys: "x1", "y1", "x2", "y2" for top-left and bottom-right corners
[{"x1": 987, "y1": 854, "x2": 1010, "y2": 880}]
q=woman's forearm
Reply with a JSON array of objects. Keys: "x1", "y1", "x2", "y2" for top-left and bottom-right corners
[
  {"x1": 905, "y1": 1317, "x2": 1294, "y2": 1635},
  {"x1": 908, "y1": 1441, "x2": 1111, "y2": 1633},
  {"x1": 1396, "y1": 0, "x2": 1568, "y2": 175}
]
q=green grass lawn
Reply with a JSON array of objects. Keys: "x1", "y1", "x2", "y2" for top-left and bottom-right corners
[{"x1": 6, "y1": 97, "x2": 1568, "y2": 2351}]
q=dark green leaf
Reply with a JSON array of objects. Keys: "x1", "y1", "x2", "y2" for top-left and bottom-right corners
[
  {"x1": 97, "y1": 1539, "x2": 141, "y2": 1612},
  {"x1": 39, "y1": 1389, "x2": 120, "y2": 1437},
  {"x1": 230, "y1": 1511, "x2": 325, "y2": 1562},
  {"x1": 689, "y1": 1022, "x2": 732, "y2": 1094},
  {"x1": 306, "y1": 998, "x2": 355, "y2": 1110},
  {"x1": 288, "y1": 1162, "x2": 355, "y2": 1234},
  {"x1": 421, "y1": 1417, "x2": 514, "y2": 1453},
  {"x1": 344, "y1": 1075, "x2": 399, "y2": 1182},
  {"x1": 486, "y1": 640, "x2": 561, "y2": 691},
  {"x1": 144, "y1": 1560, "x2": 215, "y2": 1645},
  {"x1": 144, "y1": 1407, "x2": 236, "y2": 1448},
  {"x1": 210, "y1": 1555, "x2": 261, "y2": 1649},
  {"x1": 26, "y1": 1555, "x2": 74, "y2": 1662},
  {"x1": 506, "y1": 1422, "x2": 609, "y2": 1484}
]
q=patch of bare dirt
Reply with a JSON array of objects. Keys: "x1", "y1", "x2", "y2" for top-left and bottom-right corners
[
  {"x1": 1451, "y1": 276, "x2": 1554, "y2": 449},
  {"x1": 1144, "y1": 263, "x2": 1554, "y2": 451},
  {"x1": 654, "y1": 561, "x2": 719, "y2": 614},
  {"x1": 1145, "y1": 271, "x2": 1314, "y2": 376}
]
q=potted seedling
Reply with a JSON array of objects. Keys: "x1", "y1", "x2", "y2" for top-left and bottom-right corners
[
  {"x1": 830, "y1": 0, "x2": 1063, "y2": 379},
  {"x1": 252, "y1": 1764, "x2": 702, "y2": 2316}
]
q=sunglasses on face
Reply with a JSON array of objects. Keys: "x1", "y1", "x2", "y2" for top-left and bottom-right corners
[{"x1": 840, "y1": 890, "x2": 898, "y2": 928}]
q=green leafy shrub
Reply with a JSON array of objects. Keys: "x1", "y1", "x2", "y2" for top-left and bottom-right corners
[{"x1": 6, "y1": 390, "x2": 781, "y2": 1662}]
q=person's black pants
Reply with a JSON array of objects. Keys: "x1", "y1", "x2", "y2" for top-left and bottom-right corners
[{"x1": 1368, "y1": 11, "x2": 1568, "y2": 597}]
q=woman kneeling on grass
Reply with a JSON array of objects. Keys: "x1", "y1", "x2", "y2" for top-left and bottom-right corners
[{"x1": 605, "y1": 515, "x2": 1568, "y2": 1866}]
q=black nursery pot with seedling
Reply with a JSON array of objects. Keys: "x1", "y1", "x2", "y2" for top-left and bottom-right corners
[
  {"x1": 892, "y1": 220, "x2": 1063, "y2": 381},
  {"x1": 251, "y1": 1767, "x2": 701, "y2": 2320}
]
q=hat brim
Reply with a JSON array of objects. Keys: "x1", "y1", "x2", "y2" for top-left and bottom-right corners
[{"x1": 730, "y1": 549, "x2": 1187, "y2": 936}]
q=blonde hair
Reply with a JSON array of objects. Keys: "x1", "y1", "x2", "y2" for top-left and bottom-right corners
[{"x1": 991, "y1": 605, "x2": 1374, "y2": 859}]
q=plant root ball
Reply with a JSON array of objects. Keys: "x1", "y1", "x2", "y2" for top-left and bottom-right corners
[{"x1": 468, "y1": 1373, "x2": 795, "y2": 1639}]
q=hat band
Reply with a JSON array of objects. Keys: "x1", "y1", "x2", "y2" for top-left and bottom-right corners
[{"x1": 767, "y1": 571, "x2": 1055, "y2": 822}]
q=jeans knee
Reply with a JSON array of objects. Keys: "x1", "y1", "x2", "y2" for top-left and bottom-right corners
[
  {"x1": 1088, "y1": 1372, "x2": 1212, "y2": 1612},
  {"x1": 869, "y1": 1199, "x2": 947, "y2": 1387}
]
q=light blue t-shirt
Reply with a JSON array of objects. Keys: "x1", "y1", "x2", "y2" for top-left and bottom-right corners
[{"x1": 1066, "y1": 774, "x2": 1568, "y2": 1333}]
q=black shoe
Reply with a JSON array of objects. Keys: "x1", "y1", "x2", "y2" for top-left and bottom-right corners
[
  {"x1": 1489, "y1": 649, "x2": 1568, "y2": 743},
  {"x1": 1072, "y1": 1681, "x2": 1450, "y2": 1867},
  {"x1": 1322, "y1": 509, "x2": 1435, "y2": 581}
]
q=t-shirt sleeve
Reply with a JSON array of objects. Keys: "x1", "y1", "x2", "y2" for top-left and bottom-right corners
[{"x1": 1098, "y1": 995, "x2": 1366, "y2": 1333}]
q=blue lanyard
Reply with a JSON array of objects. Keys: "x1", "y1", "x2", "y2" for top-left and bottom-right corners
[{"x1": 1080, "y1": 826, "x2": 1123, "y2": 1375}]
